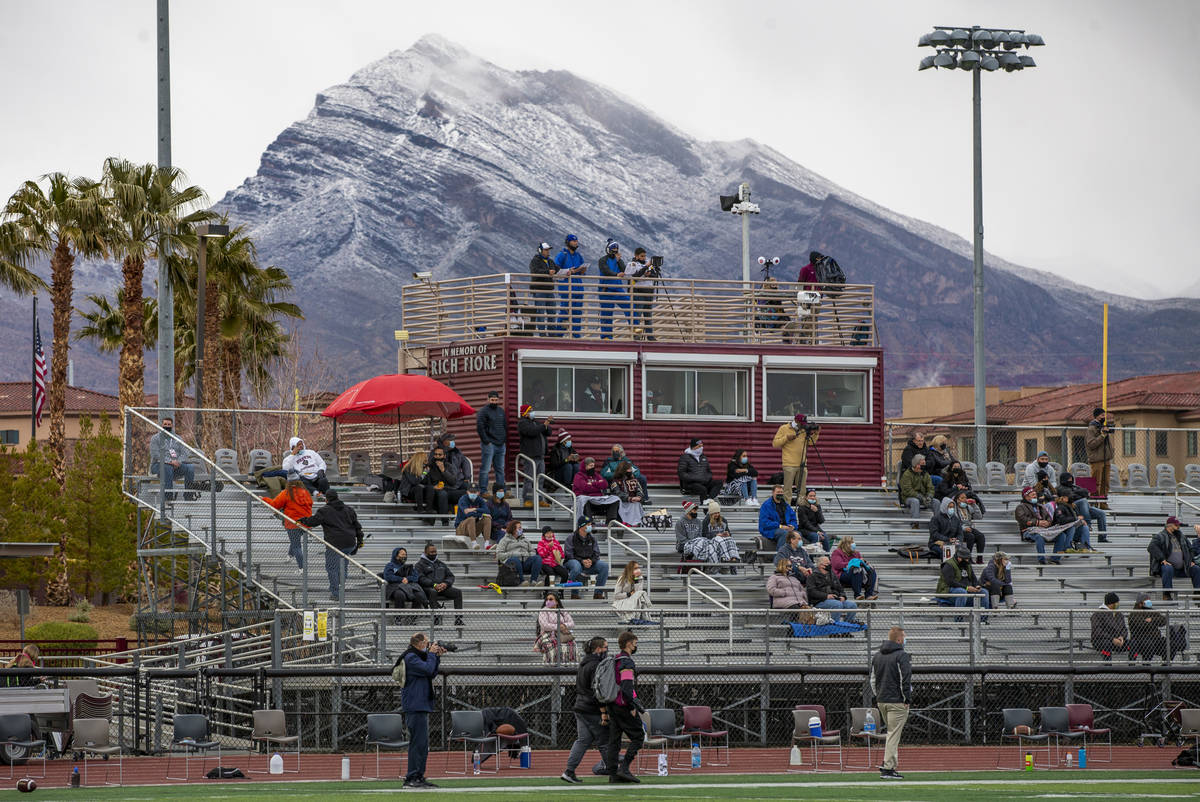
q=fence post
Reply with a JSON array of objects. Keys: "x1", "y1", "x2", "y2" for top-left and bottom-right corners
[
  {"x1": 760, "y1": 673, "x2": 770, "y2": 747},
  {"x1": 209, "y1": 477, "x2": 218, "y2": 557},
  {"x1": 132, "y1": 655, "x2": 142, "y2": 754},
  {"x1": 271, "y1": 611, "x2": 283, "y2": 706},
  {"x1": 1068, "y1": 610, "x2": 1074, "y2": 667},
  {"x1": 301, "y1": 537, "x2": 310, "y2": 609},
  {"x1": 245, "y1": 497, "x2": 254, "y2": 587}
]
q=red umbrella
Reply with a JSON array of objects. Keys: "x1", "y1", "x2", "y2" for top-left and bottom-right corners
[{"x1": 321, "y1": 374, "x2": 475, "y2": 421}]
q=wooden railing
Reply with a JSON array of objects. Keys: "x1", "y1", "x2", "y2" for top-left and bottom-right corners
[{"x1": 401, "y1": 273, "x2": 876, "y2": 347}]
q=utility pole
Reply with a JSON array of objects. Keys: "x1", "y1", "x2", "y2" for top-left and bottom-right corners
[{"x1": 156, "y1": 0, "x2": 174, "y2": 414}]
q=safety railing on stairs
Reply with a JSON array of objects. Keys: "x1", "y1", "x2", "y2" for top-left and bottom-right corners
[
  {"x1": 606, "y1": 521, "x2": 652, "y2": 595},
  {"x1": 515, "y1": 453, "x2": 577, "y2": 530},
  {"x1": 686, "y1": 569, "x2": 734, "y2": 650},
  {"x1": 1175, "y1": 482, "x2": 1200, "y2": 518}
]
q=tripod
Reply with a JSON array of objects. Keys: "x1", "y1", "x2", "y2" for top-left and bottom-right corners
[
  {"x1": 633, "y1": 274, "x2": 685, "y2": 340},
  {"x1": 801, "y1": 435, "x2": 847, "y2": 519}
]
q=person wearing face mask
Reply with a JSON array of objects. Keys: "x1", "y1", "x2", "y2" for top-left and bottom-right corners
[
  {"x1": 517, "y1": 403, "x2": 553, "y2": 508},
  {"x1": 1052, "y1": 489, "x2": 1096, "y2": 553},
  {"x1": 547, "y1": 431, "x2": 581, "y2": 488},
  {"x1": 924, "y1": 435, "x2": 954, "y2": 488},
  {"x1": 724, "y1": 449, "x2": 761, "y2": 507},
  {"x1": 612, "y1": 561, "x2": 654, "y2": 625},
  {"x1": 450, "y1": 483, "x2": 492, "y2": 551},
  {"x1": 1127, "y1": 592, "x2": 1169, "y2": 662},
  {"x1": 830, "y1": 536, "x2": 878, "y2": 601},
  {"x1": 601, "y1": 444, "x2": 651, "y2": 504},
  {"x1": 484, "y1": 483, "x2": 511, "y2": 545},
  {"x1": 1057, "y1": 472, "x2": 1106, "y2": 542},
  {"x1": 929, "y1": 493, "x2": 985, "y2": 561},
  {"x1": 1148, "y1": 516, "x2": 1200, "y2": 599},
  {"x1": 1089, "y1": 592, "x2": 1128, "y2": 661},
  {"x1": 1022, "y1": 451, "x2": 1059, "y2": 489},
  {"x1": 758, "y1": 484, "x2": 800, "y2": 549},
  {"x1": 149, "y1": 416, "x2": 196, "y2": 501},
  {"x1": 675, "y1": 500, "x2": 717, "y2": 562},
  {"x1": 534, "y1": 590, "x2": 576, "y2": 664},
  {"x1": 702, "y1": 500, "x2": 741, "y2": 568},
  {"x1": 605, "y1": 631, "x2": 646, "y2": 784},
  {"x1": 677, "y1": 438, "x2": 721, "y2": 503},
  {"x1": 562, "y1": 636, "x2": 610, "y2": 784},
  {"x1": 497, "y1": 519, "x2": 541, "y2": 586},
  {"x1": 384, "y1": 547, "x2": 429, "y2": 610},
  {"x1": 775, "y1": 530, "x2": 815, "y2": 580},
  {"x1": 899, "y1": 455, "x2": 935, "y2": 529},
  {"x1": 934, "y1": 546, "x2": 988, "y2": 611},
  {"x1": 796, "y1": 489, "x2": 831, "y2": 552},
  {"x1": 421, "y1": 447, "x2": 463, "y2": 526},
  {"x1": 573, "y1": 456, "x2": 619, "y2": 523},
  {"x1": 537, "y1": 526, "x2": 570, "y2": 586},
  {"x1": 566, "y1": 515, "x2": 610, "y2": 599},
  {"x1": 264, "y1": 473, "x2": 312, "y2": 569},
  {"x1": 806, "y1": 556, "x2": 858, "y2": 624},
  {"x1": 429, "y1": 432, "x2": 472, "y2": 490},
  {"x1": 980, "y1": 551, "x2": 1015, "y2": 609},
  {"x1": 476, "y1": 390, "x2": 508, "y2": 491},
  {"x1": 1085, "y1": 407, "x2": 1115, "y2": 508},
  {"x1": 1014, "y1": 486, "x2": 1072, "y2": 565},
  {"x1": 612, "y1": 460, "x2": 646, "y2": 526},
  {"x1": 773, "y1": 414, "x2": 821, "y2": 503},
  {"x1": 416, "y1": 542, "x2": 463, "y2": 624}
]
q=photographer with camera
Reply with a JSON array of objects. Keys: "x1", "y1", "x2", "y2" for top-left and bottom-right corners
[
  {"x1": 628, "y1": 248, "x2": 659, "y2": 341},
  {"x1": 772, "y1": 413, "x2": 820, "y2": 503},
  {"x1": 402, "y1": 632, "x2": 448, "y2": 789},
  {"x1": 1086, "y1": 407, "x2": 1115, "y2": 509}
]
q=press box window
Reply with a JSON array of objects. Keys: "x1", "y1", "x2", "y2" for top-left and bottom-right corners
[
  {"x1": 1122, "y1": 429, "x2": 1137, "y2": 458},
  {"x1": 520, "y1": 364, "x2": 627, "y2": 416},
  {"x1": 645, "y1": 368, "x2": 748, "y2": 419},
  {"x1": 764, "y1": 370, "x2": 867, "y2": 422}
]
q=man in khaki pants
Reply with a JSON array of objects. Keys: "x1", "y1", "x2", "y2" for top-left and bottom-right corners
[
  {"x1": 870, "y1": 626, "x2": 912, "y2": 780},
  {"x1": 772, "y1": 414, "x2": 820, "y2": 503}
]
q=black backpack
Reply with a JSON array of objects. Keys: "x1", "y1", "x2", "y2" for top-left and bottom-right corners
[
  {"x1": 496, "y1": 562, "x2": 520, "y2": 587},
  {"x1": 1172, "y1": 746, "x2": 1197, "y2": 767},
  {"x1": 814, "y1": 256, "x2": 846, "y2": 287}
]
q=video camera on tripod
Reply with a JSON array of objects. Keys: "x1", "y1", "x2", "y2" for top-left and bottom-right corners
[{"x1": 793, "y1": 413, "x2": 820, "y2": 437}]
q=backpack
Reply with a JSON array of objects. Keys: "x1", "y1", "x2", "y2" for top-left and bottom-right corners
[
  {"x1": 814, "y1": 256, "x2": 845, "y2": 287},
  {"x1": 591, "y1": 654, "x2": 621, "y2": 704},
  {"x1": 391, "y1": 653, "x2": 406, "y2": 687},
  {"x1": 496, "y1": 562, "x2": 520, "y2": 587},
  {"x1": 1172, "y1": 746, "x2": 1198, "y2": 767},
  {"x1": 205, "y1": 767, "x2": 246, "y2": 779}
]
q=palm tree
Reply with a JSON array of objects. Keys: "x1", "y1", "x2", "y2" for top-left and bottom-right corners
[
  {"x1": 76, "y1": 289, "x2": 158, "y2": 352},
  {"x1": 3, "y1": 174, "x2": 109, "y2": 487},
  {"x1": 103, "y1": 159, "x2": 210, "y2": 415},
  {"x1": 0, "y1": 220, "x2": 48, "y2": 295}
]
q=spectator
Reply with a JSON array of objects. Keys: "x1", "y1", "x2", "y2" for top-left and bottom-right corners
[
  {"x1": 772, "y1": 414, "x2": 820, "y2": 502},
  {"x1": 806, "y1": 555, "x2": 858, "y2": 623},
  {"x1": 937, "y1": 461, "x2": 987, "y2": 515},
  {"x1": 149, "y1": 416, "x2": 195, "y2": 500},
  {"x1": 535, "y1": 590, "x2": 576, "y2": 664},
  {"x1": 675, "y1": 500, "x2": 713, "y2": 562},
  {"x1": 578, "y1": 374, "x2": 610, "y2": 413},
  {"x1": 1148, "y1": 516, "x2": 1200, "y2": 598},
  {"x1": 528, "y1": 241, "x2": 559, "y2": 333},
  {"x1": 929, "y1": 493, "x2": 985, "y2": 562},
  {"x1": 1059, "y1": 472, "x2": 1107, "y2": 542},
  {"x1": 797, "y1": 252, "x2": 819, "y2": 288},
  {"x1": 421, "y1": 445, "x2": 463, "y2": 526},
  {"x1": 282, "y1": 436, "x2": 330, "y2": 497},
  {"x1": 384, "y1": 547, "x2": 429, "y2": 610},
  {"x1": 476, "y1": 390, "x2": 508, "y2": 491},
  {"x1": 724, "y1": 449, "x2": 761, "y2": 507},
  {"x1": 264, "y1": 473, "x2": 312, "y2": 569},
  {"x1": 1014, "y1": 486, "x2": 1069, "y2": 566},
  {"x1": 401, "y1": 633, "x2": 446, "y2": 790},
  {"x1": 415, "y1": 542, "x2": 463, "y2": 624},
  {"x1": 555, "y1": 234, "x2": 587, "y2": 337},
  {"x1": 451, "y1": 483, "x2": 492, "y2": 551},
  {"x1": 2, "y1": 644, "x2": 42, "y2": 686},
  {"x1": 767, "y1": 558, "x2": 810, "y2": 618},
  {"x1": 611, "y1": 460, "x2": 646, "y2": 526},
  {"x1": 758, "y1": 484, "x2": 800, "y2": 547},
  {"x1": 899, "y1": 431, "x2": 929, "y2": 474},
  {"x1": 830, "y1": 536, "x2": 878, "y2": 601},
  {"x1": 1052, "y1": 488, "x2": 1095, "y2": 553},
  {"x1": 573, "y1": 456, "x2": 620, "y2": 523},
  {"x1": 701, "y1": 500, "x2": 742, "y2": 567},
  {"x1": 980, "y1": 551, "x2": 1015, "y2": 609},
  {"x1": 870, "y1": 627, "x2": 912, "y2": 781},
  {"x1": 1023, "y1": 451, "x2": 1059, "y2": 489},
  {"x1": 567, "y1": 515, "x2": 610, "y2": 599},
  {"x1": 484, "y1": 483, "x2": 511, "y2": 545},
  {"x1": 1085, "y1": 407, "x2": 1114, "y2": 509},
  {"x1": 386, "y1": 451, "x2": 427, "y2": 507},
  {"x1": 497, "y1": 520, "x2": 541, "y2": 586},
  {"x1": 517, "y1": 404, "x2": 553, "y2": 508},
  {"x1": 429, "y1": 432, "x2": 472, "y2": 489},
  {"x1": 605, "y1": 631, "x2": 646, "y2": 784},
  {"x1": 612, "y1": 560, "x2": 654, "y2": 625},
  {"x1": 677, "y1": 438, "x2": 721, "y2": 502},
  {"x1": 537, "y1": 525, "x2": 570, "y2": 586},
  {"x1": 601, "y1": 444, "x2": 651, "y2": 503},
  {"x1": 562, "y1": 636, "x2": 610, "y2": 783},
  {"x1": 547, "y1": 431, "x2": 582, "y2": 489},
  {"x1": 1090, "y1": 592, "x2": 1128, "y2": 660},
  {"x1": 935, "y1": 545, "x2": 988, "y2": 609},
  {"x1": 1128, "y1": 592, "x2": 1169, "y2": 662},
  {"x1": 753, "y1": 277, "x2": 788, "y2": 336},
  {"x1": 899, "y1": 455, "x2": 935, "y2": 529},
  {"x1": 775, "y1": 530, "x2": 815, "y2": 579},
  {"x1": 627, "y1": 247, "x2": 656, "y2": 341},
  {"x1": 925, "y1": 435, "x2": 954, "y2": 488},
  {"x1": 297, "y1": 490, "x2": 364, "y2": 602},
  {"x1": 597, "y1": 240, "x2": 631, "y2": 339},
  {"x1": 796, "y1": 488, "x2": 831, "y2": 552}
]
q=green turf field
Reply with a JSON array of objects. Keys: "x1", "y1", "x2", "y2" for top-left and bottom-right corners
[{"x1": 2, "y1": 771, "x2": 1199, "y2": 800}]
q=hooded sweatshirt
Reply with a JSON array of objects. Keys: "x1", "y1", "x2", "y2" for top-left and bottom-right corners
[
  {"x1": 282, "y1": 437, "x2": 326, "y2": 480},
  {"x1": 928, "y1": 496, "x2": 965, "y2": 548},
  {"x1": 383, "y1": 548, "x2": 417, "y2": 585},
  {"x1": 265, "y1": 485, "x2": 313, "y2": 530},
  {"x1": 298, "y1": 492, "x2": 362, "y2": 552}
]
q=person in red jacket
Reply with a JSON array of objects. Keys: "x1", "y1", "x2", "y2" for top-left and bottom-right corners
[
  {"x1": 537, "y1": 525, "x2": 569, "y2": 586},
  {"x1": 264, "y1": 473, "x2": 312, "y2": 569}
]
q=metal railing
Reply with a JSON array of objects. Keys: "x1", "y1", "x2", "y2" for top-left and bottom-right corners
[
  {"x1": 1176, "y1": 482, "x2": 1200, "y2": 518},
  {"x1": 401, "y1": 272, "x2": 877, "y2": 347},
  {"x1": 686, "y1": 569, "x2": 734, "y2": 650},
  {"x1": 515, "y1": 452, "x2": 577, "y2": 529},
  {"x1": 606, "y1": 521, "x2": 652, "y2": 594}
]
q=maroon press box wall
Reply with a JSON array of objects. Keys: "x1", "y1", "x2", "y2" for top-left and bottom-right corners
[{"x1": 427, "y1": 337, "x2": 885, "y2": 487}]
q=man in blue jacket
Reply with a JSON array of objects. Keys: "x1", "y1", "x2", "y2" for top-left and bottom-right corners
[
  {"x1": 758, "y1": 484, "x2": 800, "y2": 546},
  {"x1": 403, "y1": 632, "x2": 447, "y2": 789},
  {"x1": 555, "y1": 234, "x2": 587, "y2": 336},
  {"x1": 597, "y1": 240, "x2": 630, "y2": 339}
]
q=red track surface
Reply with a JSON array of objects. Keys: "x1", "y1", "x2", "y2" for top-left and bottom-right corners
[{"x1": 18, "y1": 745, "x2": 1182, "y2": 789}]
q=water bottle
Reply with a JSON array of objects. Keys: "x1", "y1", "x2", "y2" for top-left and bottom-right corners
[
  {"x1": 472, "y1": 749, "x2": 481, "y2": 775},
  {"x1": 691, "y1": 743, "x2": 701, "y2": 768},
  {"x1": 341, "y1": 756, "x2": 350, "y2": 780},
  {"x1": 1065, "y1": 750, "x2": 1073, "y2": 768},
  {"x1": 789, "y1": 745, "x2": 804, "y2": 766},
  {"x1": 269, "y1": 753, "x2": 283, "y2": 775},
  {"x1": 1078, "y1": 745, "x2": 1086, "y2": 768},
  {"x1": 864, "y1": 711, "x2": 876, "y2": 734}
]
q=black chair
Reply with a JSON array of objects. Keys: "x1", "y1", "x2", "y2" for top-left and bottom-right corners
[
  {"x1": 998, "y1": 708, "x2": 1051, "y2": 770},
  {"x1": 165, "y1": 714, "x2": 221, "y2": 781},
  {"x1": 637, "y1": 708, "x2": 694, "y2": 773},
  {"x1": 362, "y1": 714, "x2": 408, "y2": 779},
  {"x1": 1039, "y1": 706, "x2": 1085, "y2": 765},
  {"x1": 0, "y1": 714, "x2": 46, "y2": 780},
  {"x1": 445, "y1": 710, "x2": 498, "y2": 775}
]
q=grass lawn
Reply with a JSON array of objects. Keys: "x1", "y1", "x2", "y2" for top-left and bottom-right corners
[{"x1": 3, "y1": 770, "x2": 1198, "y2": 801}]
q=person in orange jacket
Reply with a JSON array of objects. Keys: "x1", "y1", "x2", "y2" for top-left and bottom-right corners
[{"x1": 265, "y1": 472, "x2": 313, "y2": 568}]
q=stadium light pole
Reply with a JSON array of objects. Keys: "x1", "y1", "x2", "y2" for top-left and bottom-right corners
[
  {"x1": 193, "y1": 223, "x2": 230, "y2": 441},
  {"x1": 918, "y1": 25, "x2": 1045, "y2": 465}
]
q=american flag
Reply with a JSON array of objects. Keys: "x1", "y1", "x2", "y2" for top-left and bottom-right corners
[{"x1": 33, "y1": 319, "x2": 46, "y2": 427}]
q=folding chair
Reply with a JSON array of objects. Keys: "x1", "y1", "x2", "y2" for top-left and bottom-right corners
[
  {"x1": 165, "y1": 714, "x2": 221, "y2": 781},
  {"x1": 637, "y1": 709, "x2": 693, "y2": 773},
  {"x1": 792, "y1": 705, "x2": 841, "y2": 772},
  {"x1": 74, "y1": 718, "x2": 122, "y2": 787},
  {"x1": 1039, "y1": 706, "x2": 1085, "y2": 765},
  {"x1": 998, "y1": 708, "x2": 1051, "y2": 770},
  {"x1": 1065, "y1": 703, "x2": 1111, "y2": 763},
  {"x1": 445, "y1": 710, "x2": 498, "y2": 775},
  {"x1": 1180, "y1": 709, "x2": 1200, "y2": 755},
  {"x1": 250, "y1": 709, "x2": 300, "y2": 773},
  {"x1": 1069, "y1": 463, "x2": 1091, "y2": 478},
  {"x1": 214, "y1": 448, "x2": 241, "y2": 476},
  {"x1": 319, "y1": 450, "x2": 341, "y2": 481},
  {"x1": 362, "y1": 714, "x2": 407, "y2": 779},
  {"x1": 681, "y1": 705, "x2": 729, "y2": 766},
  {"x1": 0, "y1": 714, "x2": 46, "y2": 779},
  {"x1": 845, "y1": 707, "x2": 887, "y2": 769}
]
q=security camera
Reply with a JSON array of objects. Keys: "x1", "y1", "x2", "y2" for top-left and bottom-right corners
[{"x1": 412, "y1": 271, "x2": 432, "y2": 280}]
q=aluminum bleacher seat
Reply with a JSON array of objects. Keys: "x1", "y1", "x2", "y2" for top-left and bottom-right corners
[
  {"x1": 1154, "y1": 463, "x2": 1176, "y2": 490},
  {"x1": 962, "y1": 461, "x2": 981, "y2": 487},
  {"x1": 1069, "y1": 462, "x2": 1091, "y2": 478},
  {"x1": 1127, "y1": 463, "x2": 1150, "y2": 489},
  {"x1": 214, "y1": 448, "x2": 240, "y2": 476},
  {"x1": 247, "y1": 449, "x2": 273, "y2": 474},
  {"x1": 985, "y1": 462, "x2": 1007, "y2": 489},
  {"x1": 348, "y1": 452, "x2": 371, "y2": 483},
  {"x1": 318, "y1": 450, "x2": 340, "y2": 481},
  {"x1": 1186, "y1": 464, "x2": 1200, "y2": 488},
  {"x1": 380, "y1": 451, "x2": 402, "y2": 474},
  {"x1": 1014, "y1": 462, "x2": 1029, "y2": 487},
  {"x1": 1050, "y1": 462, "x2": 1063, "y2": 477}
]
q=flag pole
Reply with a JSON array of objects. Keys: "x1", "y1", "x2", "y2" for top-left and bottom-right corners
[
  {"x1": 1101, "y1": 303, "x2": 1108, "y2": 412},
  {"x1": 31, "y1": 295, "x2": 37, "y2": 438}
]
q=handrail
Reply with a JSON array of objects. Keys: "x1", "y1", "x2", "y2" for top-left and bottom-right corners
[
  {"x1": 1175, "y1": 482, "x2": 1200, "y2": 518},
  {"x1": 686, "y1": 569, "x2": 734, "y2": 649},
  {"x1": 606, "y1": 521, "x2": 652, "y2": 595},
  {"x1": 515, "y1": 452, "x2": 576, "y2": 530}
]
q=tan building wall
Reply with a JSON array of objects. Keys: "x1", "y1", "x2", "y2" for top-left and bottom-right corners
[
  {"x1": 897, "y1": 386, "x2": 1018, "y2": 423},
  {"x1": 0, "y1": 413, "x2": 114, "y2": 450}
]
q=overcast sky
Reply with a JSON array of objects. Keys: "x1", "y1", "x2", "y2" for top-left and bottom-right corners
[{"x1": 2, "y1": 0, "x2": 1198, "y2": 298}]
